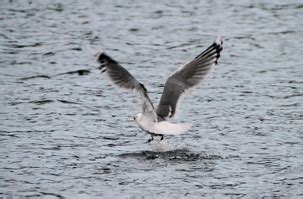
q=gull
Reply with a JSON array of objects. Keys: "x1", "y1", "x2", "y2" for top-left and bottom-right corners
[{"x1": 96, "y1": 37, "x2": 223, "y2": 142}]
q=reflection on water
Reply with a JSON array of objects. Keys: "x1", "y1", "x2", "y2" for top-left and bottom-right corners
[
  {"x1": 118, "y1": 148, "x2": 223, "y2": 161},
  {"x1": 1, "y1": 0, "x2": 302, "y2": 198}
]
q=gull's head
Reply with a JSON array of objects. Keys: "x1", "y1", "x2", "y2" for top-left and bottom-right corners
[{"x1": 133, "y1": 113, "x2": 142, "y2": 122}]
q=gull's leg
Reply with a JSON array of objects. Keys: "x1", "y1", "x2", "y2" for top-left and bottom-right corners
[
  {"x1": 147, "y1": 135, "x2": 154, "y2": 143},
  {"x1": 160, "y1": 135, "x2": 164, "y2": 141}
]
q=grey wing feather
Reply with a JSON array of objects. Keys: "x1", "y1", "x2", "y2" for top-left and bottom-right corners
[
  {"x1": 97, "y1": 52, "x2": 157, "y2": 121},
  {"x1": 156, "y1": 37, "x2": 223, "y2": 118}
]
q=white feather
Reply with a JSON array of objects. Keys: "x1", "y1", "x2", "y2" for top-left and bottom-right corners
[
  {"x1": 215, "y1": 36, "x2": 223, "y2": 45},
  {"x1": 151, "y1": 121, "x2": 192, "y2": 135},
  {"x1": 135, "y1": 114, "x2": 191, "y2": 135}
]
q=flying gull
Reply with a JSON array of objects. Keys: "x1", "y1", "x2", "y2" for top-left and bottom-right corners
[{"x1": 96, "y1": 37, "x2": 223, "y2": 142}]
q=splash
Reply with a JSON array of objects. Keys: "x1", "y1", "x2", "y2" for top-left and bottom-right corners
[{"x1": 150, "y1": 140, "x2": 174, "y2": 152}]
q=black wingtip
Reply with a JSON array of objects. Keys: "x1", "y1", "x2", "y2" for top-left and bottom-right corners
[
  {"x1": 194, "y1": 37, "x2": 223, "y2": 60},
  {"x1": 139, "y1": 83, "x2": 147, "y2": 92},
  {"x1": 96, "y1": 52, "x2": 117, "y2": 64}
]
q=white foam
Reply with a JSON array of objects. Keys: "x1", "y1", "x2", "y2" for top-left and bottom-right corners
[{"x1": 150, "y1": 140, "x2": 174, "y2": 152}]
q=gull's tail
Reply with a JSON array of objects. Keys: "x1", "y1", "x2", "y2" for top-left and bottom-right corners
[{"x1": 152, "y1": 121, "x2": 192, "y2": 135}]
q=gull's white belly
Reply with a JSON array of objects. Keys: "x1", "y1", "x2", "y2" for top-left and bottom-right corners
[
  {"x1": 136, "y1": 115, "x2": 191, "y2": 135},
  {"x1": 136, "y1": 115, "x2": 155, "y2": 133}
]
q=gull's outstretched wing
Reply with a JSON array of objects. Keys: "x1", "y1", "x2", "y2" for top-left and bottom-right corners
[
  {"x1": 96, "y1": 52, "x2": 157, "y2": 121},
  {"x1": 156, "y1": 37, "x2": 223, "y2": 118}
]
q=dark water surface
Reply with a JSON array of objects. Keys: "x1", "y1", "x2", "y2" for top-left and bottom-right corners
[{"x1": 1, "y1": 0, "x2": 302, "y2": 198}]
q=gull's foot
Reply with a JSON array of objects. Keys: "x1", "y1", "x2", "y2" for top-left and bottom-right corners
[
  {"x1": 146, "y1": 135, "x2": 154, "y2": 143},
  {"x1": 160, "y1": 135, "x2": 164, "y2": 140},
  {"x1": 155, "y1": 134, "x2": 164, "y2": 143}
]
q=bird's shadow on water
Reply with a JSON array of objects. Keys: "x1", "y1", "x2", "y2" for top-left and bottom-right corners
[{"x1": 118, "y1": 141, "x2": 223, "y2": 162}]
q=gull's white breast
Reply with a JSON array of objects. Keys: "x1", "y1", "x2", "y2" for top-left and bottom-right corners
[{"x1": 136, "y1": 114, "x2": 191, "y2": 136}]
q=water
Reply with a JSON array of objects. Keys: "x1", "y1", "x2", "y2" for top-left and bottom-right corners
[{"x1": 0, "y1": 0, "x2": 302, "y2": 198}]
